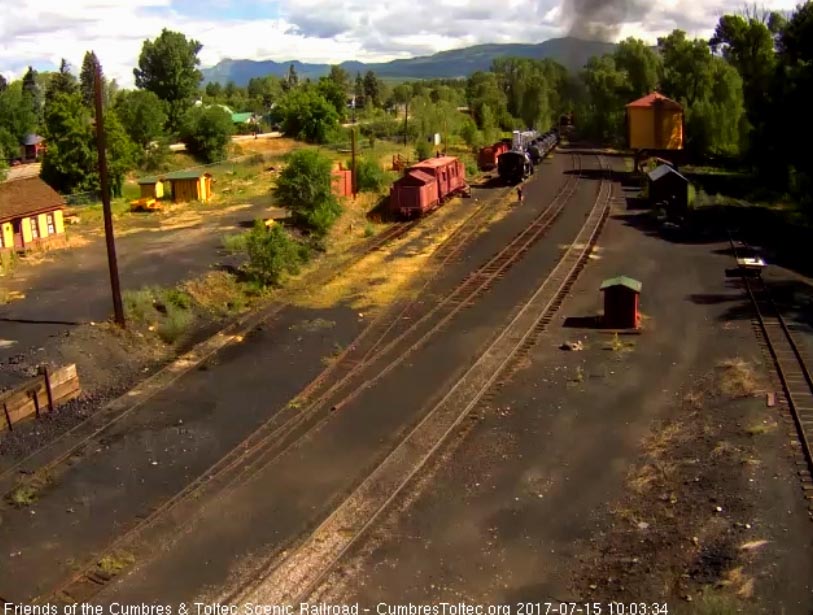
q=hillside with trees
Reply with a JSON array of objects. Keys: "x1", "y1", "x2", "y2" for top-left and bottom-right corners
[{"x1": 0, "y1": 3, "x2": 811, "y2": 209}]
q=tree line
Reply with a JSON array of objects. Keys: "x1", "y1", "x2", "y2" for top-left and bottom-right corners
[{"x1": 1, "y1": 2, "x2": 812, "y2": 203}]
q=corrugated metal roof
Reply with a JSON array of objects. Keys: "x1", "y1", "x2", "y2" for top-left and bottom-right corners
[
  {"x1": 626, "y1": 92, "x2": 683, "y2": 110},
  {"x1": 23, "y1": 134, "x2": 44, "y2": 146},
  {"x1": 647, "y1": 164, "x2": 688, "y2": 183},
  {"x1": 232, "y1": 112, "x2": 254, "y2": 123},
  {"x1": 137, "y1": 176, "x2": 162, "y2": 185},
  {"x1": 600, "y1": 276, "x2": 642, "y2": 293},
  {"x1": 0, "y1": 177, "x2": 64, "y2": 222}
]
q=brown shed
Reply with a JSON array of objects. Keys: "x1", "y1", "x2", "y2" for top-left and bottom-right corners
[{"x1": 600, "y1": 276, "x2": 642, "y2": 329}]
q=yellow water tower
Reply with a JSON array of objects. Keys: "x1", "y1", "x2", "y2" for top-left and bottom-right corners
[{"x1": 626, "y1": 92, "x2": 684, "y2": 171}]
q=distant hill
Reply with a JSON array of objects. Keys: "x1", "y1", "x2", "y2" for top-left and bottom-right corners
[{"x1": 201, "y1": 37, "x2": 616, "y2": 85}]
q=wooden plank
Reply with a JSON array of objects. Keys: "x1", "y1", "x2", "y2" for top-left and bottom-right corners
[{"x1": 0, "y1": 365, "x2": 80, "y2": 432}]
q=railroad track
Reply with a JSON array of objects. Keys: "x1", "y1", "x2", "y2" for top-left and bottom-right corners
[
  {"x1": 38, "y1": 153, "x2": 578, "y2": 605},
  {"x1": 730, "y1": 237, "x2": 813, "y2": 516},
  {"x1": 226, "y1": 154, "x2": 612, "y2": 605},
  {"x1": 34, "y1": 159, "x2": 573, "y2": 604}
]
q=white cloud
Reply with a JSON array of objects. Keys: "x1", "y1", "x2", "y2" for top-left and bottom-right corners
[{"x1": 0, "y1": 0, "x2": 801, "y2": 87}]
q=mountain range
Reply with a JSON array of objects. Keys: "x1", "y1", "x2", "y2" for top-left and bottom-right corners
[{"x1": 201, "y1": 36, "x2": 616, "y2": 85}]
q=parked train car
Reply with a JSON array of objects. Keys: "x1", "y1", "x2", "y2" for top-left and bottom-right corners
[
  {"x1": 390, "y1": 156, "x2": 470, "y2": 218},
  {"x1": 477, "y1": 141, "x2": 509, "y2": 171},
  {"x1": 497, "y1": 150, "x2": 533, "y2": 184}
]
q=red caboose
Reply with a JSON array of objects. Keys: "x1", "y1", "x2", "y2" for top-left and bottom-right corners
[
  {"x1": 477, "y1": 141, "x2": 509, "y2": 171},
  {"x1": 390, "y1": 156, "x2": 469, "y2": 218}
]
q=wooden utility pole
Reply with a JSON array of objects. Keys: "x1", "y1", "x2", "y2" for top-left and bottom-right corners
[
  {"x1": 93, "y1": 60, "x2": 125, "y2": 328},
  {"x1": 350, "y1": 127, "x2": 357, "y2": 199},
  {"x1": 403, "y1": 101, "x2": 409, "y2": 146}
]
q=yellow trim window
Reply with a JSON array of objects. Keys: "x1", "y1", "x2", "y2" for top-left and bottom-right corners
[{"x1": 30, "y1": 217, "x2": 39, "y2": 239}]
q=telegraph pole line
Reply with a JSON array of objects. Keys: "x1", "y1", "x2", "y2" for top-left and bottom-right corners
[{"x1": 93, "y1": 59, "x2": 125, "y2": 328}]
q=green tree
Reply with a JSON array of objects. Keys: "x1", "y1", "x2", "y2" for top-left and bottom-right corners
[
  {"x1": 579, "y1": 54, "x2": 628, "y2": 143},
  {"x1": 22, "y1": 66, "x2": 42, "y2": 119},
  {"x1": 0, "y1": 81, "x2": 37, "y2": 152},
  {"x1": 316, "y1": 77, "x2": 347, "y2": 119},
  {"x1": 363, "y1": 71, "x2": 382, "y2": 108},
  {"x1": 134, "y1": 29, "x2": 203, "y2": 131},
  {"x1": 354, "y1": 72, "x2": 365, "y2": 108},
  {"x1": 45, "y1": 59, "x2": 78, "y2": 105},
  {"x1": 80, "y1": 51, "x2": 102, "y2": 108},
  {"x1": 105, "y1": 110, "x2": 137, "y2": 197},
  {"x1": 775, "y1": 2, "x2": 813, "y2": 199},
  {"x1": 327, "y1": 65, "x2": 350, "y2": 92},
  {"x1": 205, "y1": 81, "x2": 223, "y2": 101},
  {"x1": 657, "y1": 30, "x2": 714, "y2": 106},
  {"x1": 274, "y1": 87, "x2": 339, "y2": 143},
  {"x1": 178, "y1": 105, "x2": 234, "y2": 163},
  {"x1": 0, "y1": 75, "x2": 7, "y2": 93},
  {"x1": 114, "y1": 89, "x2": 168, "y2": 150},
  {"x1": 274, "y1": 148, "x2": 341, "y2": 236},
  {"x1": 243, "y1": 220, "x2": 306, "y2": 287},
  {"x1": 40, "y1": 90, "x2": 97, "y2": 193},
  {"x1": 466, "y1": 71, "x2": 510, "y2": 130},
  {"x1": 613, "y1": 37, "x2": 661, "y2": 99},
  {"x1": 285, "y1": 64, "x2": 299, "y2": 91},
  {"x1": 247, "y1": 76, "x2": 281, "y2": 111}
]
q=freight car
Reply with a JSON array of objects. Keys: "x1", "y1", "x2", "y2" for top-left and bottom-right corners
[
  {"x1": 390, "y1": 156, "x2": 470, "y2": 218},
  {"x1": 477, "y1": 140, "x2": 510, "y2": 171}
]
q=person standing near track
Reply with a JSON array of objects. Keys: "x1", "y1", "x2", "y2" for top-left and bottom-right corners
[{"x1": 517, "y1": 185, "x2": 524, "y2": 204}]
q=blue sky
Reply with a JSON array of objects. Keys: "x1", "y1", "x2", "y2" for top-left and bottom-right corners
[{"x1": 0, "y1": 0, "x2": 802, "y2": 86}]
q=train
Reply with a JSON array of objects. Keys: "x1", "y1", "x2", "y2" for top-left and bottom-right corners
[
  {"x1": 496, "y1": 129, "x2": 560, "y2": 184},
  {"x1": 477, "y1": 139, "x2": 511, "y2": 171},
  {"x1": 389, "y1": 155, "x2": 470, "y2": 218}
]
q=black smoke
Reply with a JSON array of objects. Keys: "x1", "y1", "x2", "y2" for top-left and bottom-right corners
[{"x1": 563, "y1": 0, "x2": 652, "y2": 41}]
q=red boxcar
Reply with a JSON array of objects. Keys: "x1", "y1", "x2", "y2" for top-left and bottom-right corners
[
  {"x1": 477, "y1": 141, "x2": 509, "y2": 171},
  {"x1": 389, "y1": 170, "x2": 437, "y2": 217},
  {"x1": 390, "y1": 156, "x2": 469, "y2": 218}
]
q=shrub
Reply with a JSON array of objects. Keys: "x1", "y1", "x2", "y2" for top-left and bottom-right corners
[
  {"x1": 275, "y1": 149, "x2": 342, "y2": 236},
  {"x1": 179, "y1": 105, "x2": 235, "y2": 163},
  {"x1": 352, "y1": 156, "x2": 390, "y2": 193},
  {"x1": 156, "y1": 303, "x2": 194, "y2": 344},
  {"x1": 244, "y1": 220, "x2": 307, "y2": 287},
  {"x1": 415, "y1": 139, "x2": 433, "y2": 161}
]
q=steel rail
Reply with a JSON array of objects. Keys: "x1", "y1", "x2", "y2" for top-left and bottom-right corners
[
  {"x1": 40, "y1": 158, "x2": 574, "y2": 605},
  {"x1": 226, "y1": 155, "x2": 612, "y2": 606}
]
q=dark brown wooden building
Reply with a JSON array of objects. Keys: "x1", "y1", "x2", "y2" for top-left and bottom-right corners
[
  {"x1": 600, "y1": 276, "x2": 642, "y2": 329},
  {"x1": 647, "y1": 164, "x2": 690, "y2": 218}
]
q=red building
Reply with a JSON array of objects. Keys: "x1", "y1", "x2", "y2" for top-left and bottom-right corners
[
  {"x1": 22, "y1": 134, "x2": 45, "y2": 162},
  {"x1": 331, "y1": 163, "x2": 353, "y2": 198},
  {"x1": 600, "y1": 276, "x2": 642, "y2": 329}
]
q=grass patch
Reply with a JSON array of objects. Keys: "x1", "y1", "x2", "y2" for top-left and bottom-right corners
[
  {"x1": 222, "y1": 232, "x2": 248, "y2": 254},
  {"x1": 290, "y1": 318, "x2": 336, "y2": 333},
  {"x1": 603, "y1": 332, "x2": 636, "y2": 353},
  {"x1": 7, "y1": 470, "x2": 54, "y2": 508},
  {"x1": 97, "y1": 551, "x2": 136, "y2": 576},
  {"x1": 745, "y1": 420, "x2": 776, "y2": 436},
  {"x1": 716, "y1": 358, "x2": 761, "y2": 398},
  {"x1": 183, "y1": 271, "x2": 249, "y2": 316}
]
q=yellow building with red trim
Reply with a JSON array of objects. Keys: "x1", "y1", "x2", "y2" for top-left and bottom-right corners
[
  {"x1": 0, "y1": 177, "x2": 66, "y2": 253},
  {"x1": 136, "y1": 170, "x2": 213, "y2": 204},
  {"x1": 626, "y1": 92, "x2": 684, "y2": 151}
]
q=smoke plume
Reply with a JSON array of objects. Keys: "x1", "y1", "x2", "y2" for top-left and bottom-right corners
[{"x1": 563, "y1": 0, "x2": 652, "y2": 41}]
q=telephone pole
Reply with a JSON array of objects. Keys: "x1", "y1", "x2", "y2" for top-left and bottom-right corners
[
  {"x1": 93, "y1": 60, "x2": 125, "y2": 328},
  {"x1": 350, "y1": 127, "x2": 357, "y2": 199}
]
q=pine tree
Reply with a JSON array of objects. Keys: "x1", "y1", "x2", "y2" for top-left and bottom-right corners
[
  {"x1": 45, "y1": 59, "x2": 77, "y2": 104},
  {"x1": 80, "y1": 51, "x2": 102, "y2": 109}
]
